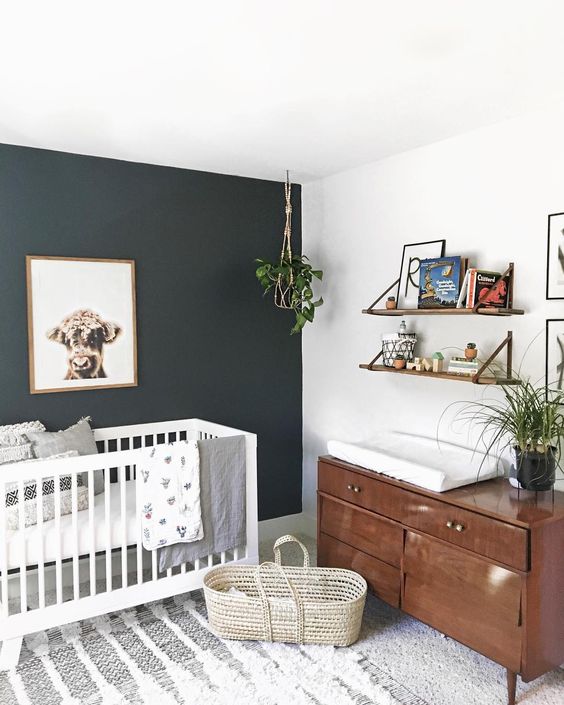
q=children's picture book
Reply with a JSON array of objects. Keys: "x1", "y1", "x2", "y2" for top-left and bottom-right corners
[
  {"x1": 418, "y1": 256, "x2": 463, "y2": 308},
  {"x1": 466, "y1": 270, "x2": 509, "y2": 308}
]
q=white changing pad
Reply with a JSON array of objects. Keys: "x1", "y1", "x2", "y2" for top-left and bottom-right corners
[
  {"x1": 3, "y1": 481, "x2": 138, "y2": 571},
  {"x1": 327, "y1": 432, "x2": 504, "y2": 493}
]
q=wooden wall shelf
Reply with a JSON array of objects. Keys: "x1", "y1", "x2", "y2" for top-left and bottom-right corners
[
  {"x1": 362, "y1": 307, "x2": 524, "y2": 317},
  {"x1": 358, "y1": 363, "x2": 520, "y2": 385},
  {"x1": 360, "y1": 331, "x2": 518, "y2": 385}
]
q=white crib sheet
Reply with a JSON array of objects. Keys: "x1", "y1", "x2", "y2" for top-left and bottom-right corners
[{"x1": 4, "y1": 481, "x2": 138, "y2": 571}]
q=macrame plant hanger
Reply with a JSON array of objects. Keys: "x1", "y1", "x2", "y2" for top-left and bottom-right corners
[{"x1": 274, "y1": 171, "x2": 293, "y2": 309}]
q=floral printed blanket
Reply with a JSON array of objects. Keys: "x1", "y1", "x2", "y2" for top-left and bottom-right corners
[{"x1": 139, "y1": 440, "x2": 204, "y2": 550}]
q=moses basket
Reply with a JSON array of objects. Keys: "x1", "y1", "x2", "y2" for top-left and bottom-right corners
[{"x1": 203, "y1": 535, "x2": 367, "y2": 646}]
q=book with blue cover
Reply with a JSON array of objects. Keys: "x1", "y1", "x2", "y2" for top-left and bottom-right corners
[{"x1": 418, "y1": 256, "x2": 463, "y2": 308}]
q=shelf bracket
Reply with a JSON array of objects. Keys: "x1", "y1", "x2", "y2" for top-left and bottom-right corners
[
  {"x1": 472, "y1": 331, "x2": 513, "y2": 383},
  {"x1": 366, "y1": 277, "x2": 400, "y2": 313},
  {"x1": 366, "y1": 349, "x2": 384, "y2": 369}
]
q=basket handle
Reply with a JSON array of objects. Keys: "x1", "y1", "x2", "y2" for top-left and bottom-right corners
[
  {"x1": 273, "y1": 535, "x2": 310, "y2": 568},
  {"x1": 255, "y1": 561, "x2": 305, "y2": 644}
]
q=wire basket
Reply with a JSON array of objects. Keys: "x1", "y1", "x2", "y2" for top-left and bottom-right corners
[{"x1": 381, "y1": 333, "x2": 417, "y2": 366}]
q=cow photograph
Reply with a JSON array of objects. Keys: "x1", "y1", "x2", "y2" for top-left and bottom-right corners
[{"x1": 26, "y1": 256, "x2": 137, "y2": 393}]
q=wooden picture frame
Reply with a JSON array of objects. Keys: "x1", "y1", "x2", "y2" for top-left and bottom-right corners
[
  {"x1": 26, "y1": 256, "x2": 137, "y2": 394},
  {"x1": 546, "y1": 212, "x2": 564, "y2": 300},
  {"x1": 396, "y1": 239, "x2": 446, "y2": 308},
  {"x1": 546, "y1": 318, "x2": 564, "y2": 393}
]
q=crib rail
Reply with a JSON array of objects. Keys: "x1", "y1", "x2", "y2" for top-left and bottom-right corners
[{"x1": 0, "y1": 418, "x2": 258, "y2": 654}]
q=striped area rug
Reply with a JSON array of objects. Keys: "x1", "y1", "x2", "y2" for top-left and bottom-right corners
[{"x1": 0, "y1": 591, "x2": 427, "y2": 705}]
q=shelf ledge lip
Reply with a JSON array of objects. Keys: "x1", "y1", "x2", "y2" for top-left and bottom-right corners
[
  {"x1": 361, "y1": 308, "x2": 525, "y2": 317},
  {"x1": 359, "y1": 363, "x2": 520, "y2": 385}
]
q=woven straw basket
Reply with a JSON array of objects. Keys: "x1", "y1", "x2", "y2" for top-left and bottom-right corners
[{"x1": 203, "y1": 535, "x2": 367, "y2": 646}]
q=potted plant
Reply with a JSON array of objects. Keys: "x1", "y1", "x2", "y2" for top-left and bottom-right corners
[
  {"x1": 393, "y1": 353, "x2": 406, "y2": 369},
  {"x1": 255, "y1": 172, "x2": 323, "y2": 335},
  {"x1": 453, "y1": 376, "x2": 564, "y2": 491},
  {"x1": 255, "y1": 254, "x2": 323, "y2": 334}
]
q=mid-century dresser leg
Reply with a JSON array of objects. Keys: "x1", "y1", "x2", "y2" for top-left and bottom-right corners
[{"x1": 506, "y1": 669, "x2": 517, "y2": 705}]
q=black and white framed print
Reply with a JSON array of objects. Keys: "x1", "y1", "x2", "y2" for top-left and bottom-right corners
[
  {"x1": 26, "y1": 256, "x2": 138, "y2": 394},
  {"x1": 396, "y1": 239, "x2": 446, "y2": 308},
  {"x1": 546, "y1": 212, "x2": 564, "y2": 299},
  {"x1": 546, "y1": 319, "x2": 564, "y2": 392}
]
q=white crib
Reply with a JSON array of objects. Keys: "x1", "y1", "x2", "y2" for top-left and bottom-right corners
[{"x1": 0, "y1": 418, "x2": 258, "y2": 669}]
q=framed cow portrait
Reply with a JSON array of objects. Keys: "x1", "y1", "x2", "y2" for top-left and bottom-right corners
[{"x1": 26, "y1": 256, "x2": 137, "y2": 394}]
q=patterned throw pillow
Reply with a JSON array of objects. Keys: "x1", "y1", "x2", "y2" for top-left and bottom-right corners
[
  {"x1": 0, "y1": 420, "x2": 46, "y2": 465},
  {"x1": 0, "y1": 420, "x2": 45, "y2": 446},
  {"x1": 4, "y1": 451, "x2": 89, "y2": 529}
]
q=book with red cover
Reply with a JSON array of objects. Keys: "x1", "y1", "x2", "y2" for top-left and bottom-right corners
[{"x1": 473, "y1": 270, "x2": 509, "y2": 308}]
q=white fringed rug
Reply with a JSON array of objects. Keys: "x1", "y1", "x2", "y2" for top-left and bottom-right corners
[{"x1": 0, "y1": 591, "x2": 425, "y2": 705}]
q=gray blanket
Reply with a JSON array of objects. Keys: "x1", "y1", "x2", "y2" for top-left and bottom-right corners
[{"x1": 158, "y1": 434, "x2": 246, "y2": 572}]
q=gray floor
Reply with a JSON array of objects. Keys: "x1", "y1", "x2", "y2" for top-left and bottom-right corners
[{"x1": 262, "y1": 535, "x2": 564, "y2": 705}]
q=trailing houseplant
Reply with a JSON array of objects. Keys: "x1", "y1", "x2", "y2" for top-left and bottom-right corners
[
  {"x1": 452, "y1": 376, "x2": 564, "y2": 490},
  {"x1": 255, "y1": 173, "x2": 323, "y2": 335}
]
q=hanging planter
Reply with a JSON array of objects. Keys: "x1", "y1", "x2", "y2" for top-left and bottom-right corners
[{"x1": 255, "y1": 173, "x2": 323, "y2": 334}]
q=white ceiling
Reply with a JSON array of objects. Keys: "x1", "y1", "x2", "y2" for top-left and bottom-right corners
[{"x1": 2, "y1": 1, "x2": 564, "y2": 182}]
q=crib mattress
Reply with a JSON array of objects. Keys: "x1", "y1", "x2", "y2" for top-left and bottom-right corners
[{"x1": 3, "y1": 482, "x2": 138, "y2": 571}]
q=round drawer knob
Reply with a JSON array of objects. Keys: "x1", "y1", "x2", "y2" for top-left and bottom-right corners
[
  {"x1": 353, "y1": 486, "x2": 361, "y2": 493},
  {"x1": 347, "y1": 484, "x2": 354, "y2": 491},
  {"x1": 446, "y1": 520, "x2": 454, "y2": 529},
  {"x1": 455, "y1": 523, "x2": 465, "y2": 532}
]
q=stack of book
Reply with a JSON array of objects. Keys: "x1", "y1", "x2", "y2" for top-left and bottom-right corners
[{"x1": 447, "y1": 357, "x2": 480, "y2": 376}]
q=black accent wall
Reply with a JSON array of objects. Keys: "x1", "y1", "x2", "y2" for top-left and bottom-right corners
[{"x1": 0, "y1": 144, "x2": 302, "y2": 520}]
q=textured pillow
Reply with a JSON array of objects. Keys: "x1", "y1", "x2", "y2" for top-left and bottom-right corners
[
  {"x1": 27, "y1": 417, "x2": 103, "y2": 495},
  {"x1": 4, "y1": 450, "x2": 89, "y2": 529},
  {"x1": 0, "y1": 443, "x2": 35, "y2": 464},
  {"x1": 0, "y1": 420, "x2": 45, "y2": 447},
  {"x1": 0, "y1": 420, "x2": 46, "y2": 465}
]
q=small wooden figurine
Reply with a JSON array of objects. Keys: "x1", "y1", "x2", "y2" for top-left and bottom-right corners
[
  {"x1": 432, "y1": 352, "x2": 444, "y2": 373},
  {"x1": 421, "y1": 357, "x2": 433, "y2": 372},
  {"x1": 406, "y1": 361, "x2": 422, "y2": 371},
  {"x1": 386, "y1": 296, "x2": 397, "y2": 310}
]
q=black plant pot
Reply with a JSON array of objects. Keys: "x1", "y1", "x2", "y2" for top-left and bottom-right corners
[{"x1": 515, "y1": 448, "x2": 557, "y2": 491}]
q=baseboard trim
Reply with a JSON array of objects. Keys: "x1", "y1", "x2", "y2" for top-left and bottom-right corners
[{"x1": 259, "y1": 512, "x2": 316, "y2": 543}]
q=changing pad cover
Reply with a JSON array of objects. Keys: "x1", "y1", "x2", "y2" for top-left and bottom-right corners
[{"x1": 327, "y1": 432, "x2": 503, "y2": 492}]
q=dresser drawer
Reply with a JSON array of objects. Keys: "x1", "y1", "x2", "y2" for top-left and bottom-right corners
[
  {"x1": 319, "y1": 494, "x2": 403, "y2": 567},
  {"x1": 318, "y1": 532, "x2": 400, "y2": 607},
  {"x1": 318, "y1": 461, "x2": 403, "y2": 522},
  {"x1": 403, "y1": 532, "x2": 523, "y2": 672},
  {"x1": 401, "y1": 490, "x2": 529, "y2": 571}
]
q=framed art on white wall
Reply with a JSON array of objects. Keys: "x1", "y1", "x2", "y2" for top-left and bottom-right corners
[
  {"x1": 396, "y1": 239, "x2": 446, "y2": 308},
  {"x1": 546, "y1": 318, "x2": 564, "y2": 392},
  {"x1": 26, "y1": 256, "x2": 137, "y2": 394},
  {"x1": 546, "y1": 212, "x2": 564, "y2": 299}
]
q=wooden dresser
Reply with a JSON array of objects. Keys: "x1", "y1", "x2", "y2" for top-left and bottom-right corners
[{"x1": 317, "y1": 455, "x2": 564, "y2": 705}]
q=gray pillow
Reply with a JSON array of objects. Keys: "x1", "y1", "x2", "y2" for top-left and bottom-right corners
[
  {"x1": 27, "y1": 417, "x2": 104, "y2": 495},
  {"x1": 0, "y1": 420, "x2": 46, "y2": 464}
]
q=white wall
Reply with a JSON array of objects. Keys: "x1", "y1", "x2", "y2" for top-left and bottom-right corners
[{"x1": 302, "y1": 104, "x2": 564, "y2": 518}]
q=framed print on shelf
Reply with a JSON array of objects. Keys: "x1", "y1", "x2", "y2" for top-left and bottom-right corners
[
  {"x1": 396, "y1": 239, "x2": 446, "y2": 308},
  {"x1": 26, "y1": 256, "x2": 137, "y2": 394},
  {"x1": 546, "y1": 319, "x2": 564, "y2": 392},
  {"x1": 546, "y1": 212, "x2": 564, "y2": 299}
]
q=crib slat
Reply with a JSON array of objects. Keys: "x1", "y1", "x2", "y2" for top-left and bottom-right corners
[
  {"x1": 71, "y1": 473, "x2": 79, "y2": 601},
  {"x1": 17, "y1": 479, "x2": 27, "y2": 613},
  {"x1": 0, "y1": 480, "x2": 7, "y2": 617},
  {"x1": 151, "y1": 549, "x2": 158, "y2": 581},
  {"x1": 105, "y1": 467, "x2": 112, "y2": 593},
  {"x1": 180, "y1": 562, "x2": 186, "y2": 574},
  {"x1": 220, "y1": 551, "x2": 226, "y2": 564},
  {"x1": 88, "y1": 469, "x2": 96, "y2": 597},
  {"x1": 207, "y1": 553, "x2": 213, "y2": 568},
  {"x1": 135, "y1": 466, "x2": 143, "y2": 585},
  {"x1": 37, "y1": 474, "x2": 45, "y2": 609},
  {"x1": 54, "y1": 471, "x2": 63, "y2": 604},
  {"x1": 233, "y1": 547, "x2": 239, "y2": 562},
  {"x1": 120, "y1": 466, "x2": 127, "y2": 589},
  {"x1": 195, "y1": 558, "x2": 200, "y2": 572}
]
